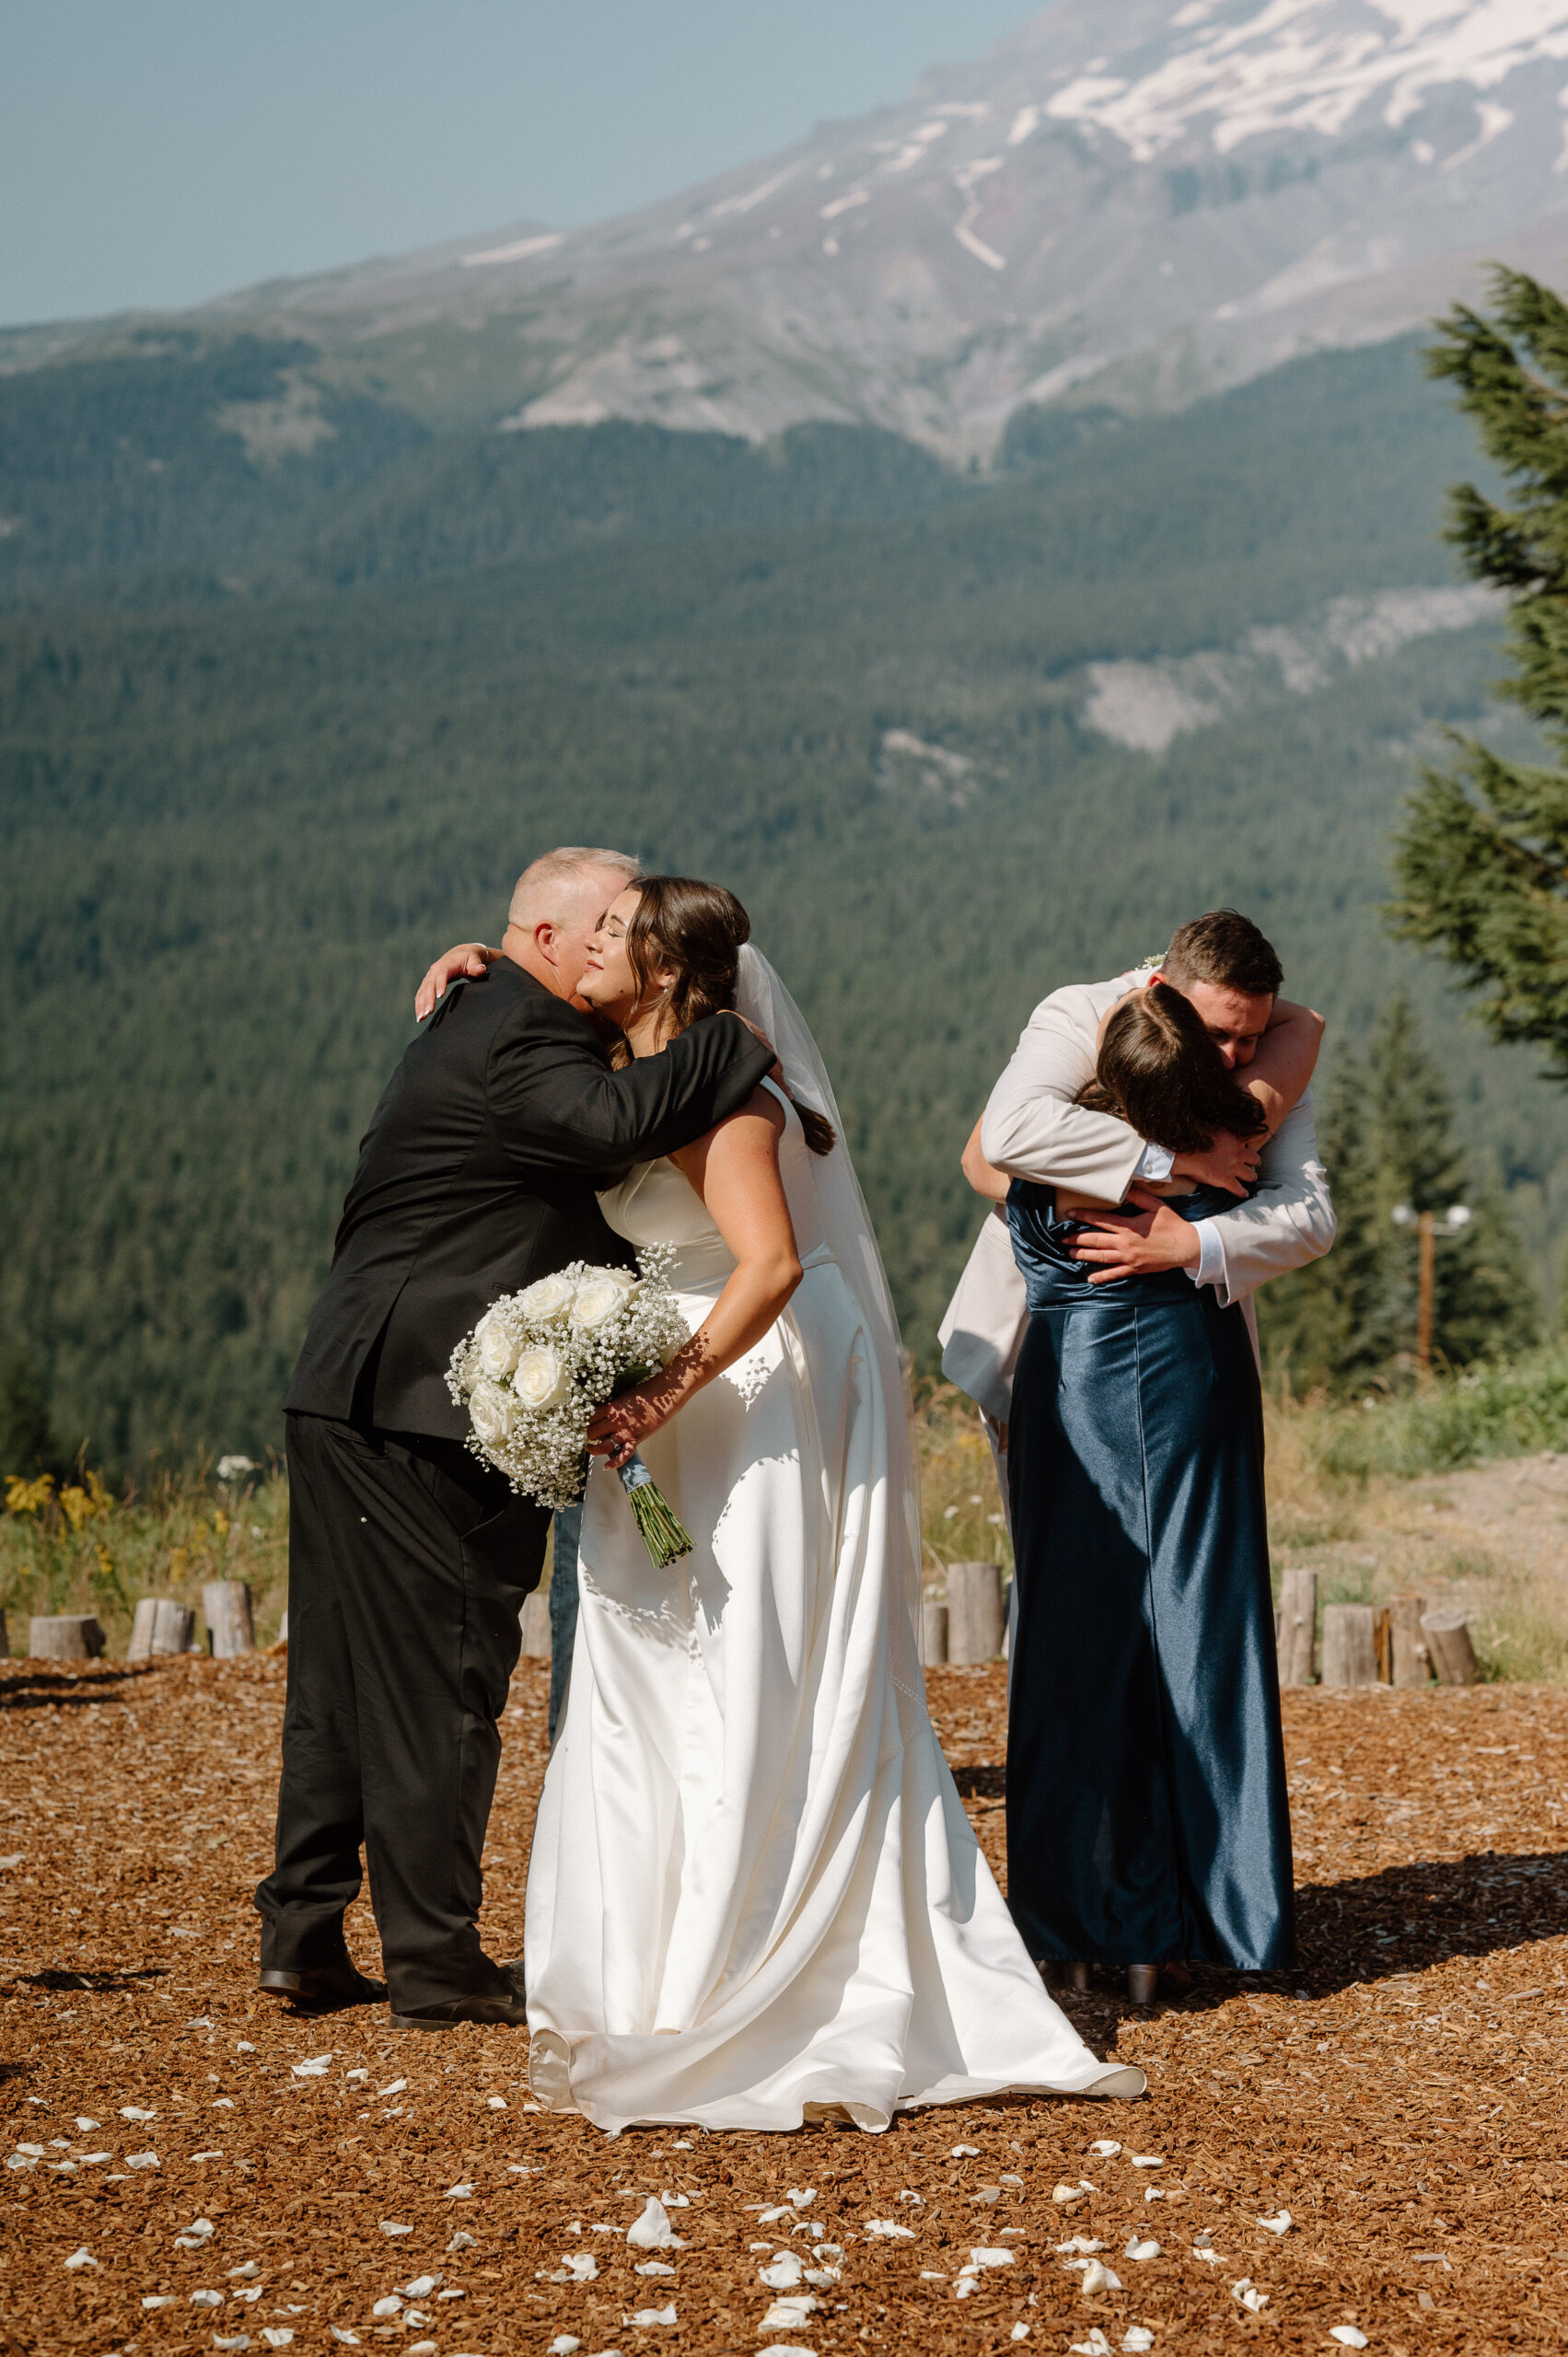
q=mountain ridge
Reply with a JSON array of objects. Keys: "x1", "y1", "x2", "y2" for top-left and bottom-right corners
[{"x1": 8, "y1": 1, "x2": 1567, "y2": 457}]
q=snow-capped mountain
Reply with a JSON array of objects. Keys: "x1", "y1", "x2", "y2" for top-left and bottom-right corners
[{"x1": 196, "y1": 2, "x2": 1568, "y2": 452}]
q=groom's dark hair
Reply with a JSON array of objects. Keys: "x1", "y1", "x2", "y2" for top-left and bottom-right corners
[{"x1": 1163, "y1": 909, "x2": 1283, "y2": 999}]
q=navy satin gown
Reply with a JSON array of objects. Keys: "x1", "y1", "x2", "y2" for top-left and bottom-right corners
[{"x1": 1005, "y1": 1179, "x2": 1295, "y2": 1970}]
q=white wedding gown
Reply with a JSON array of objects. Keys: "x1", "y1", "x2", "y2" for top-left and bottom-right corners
[{"x1": 524, "y1": 1062, "x2": 1134, "y2": 2132}]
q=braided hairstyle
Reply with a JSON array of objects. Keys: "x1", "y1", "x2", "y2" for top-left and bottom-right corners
[{"x1": 619, "y1": 876, "x2": 836, "y2": 1155}]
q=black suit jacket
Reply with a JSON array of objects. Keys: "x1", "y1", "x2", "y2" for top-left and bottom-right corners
[{"x1": 285, "y1": 958, "x2": 774, "y2": 1438}]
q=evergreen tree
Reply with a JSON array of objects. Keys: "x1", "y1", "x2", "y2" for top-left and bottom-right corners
[
  {"x1": 1362, "y1": 996, "x2": 1539, "y2": 1374},
  {"x1": 0, "y1": 1349, "x2": 62, "y2": 1480},
  {"x1": 1259, "y1": 1000, "x2": 1539, "y2": 1386},
  {"x1": 1393, "y1": 269, "x2": 1568, "y2": 1065}
]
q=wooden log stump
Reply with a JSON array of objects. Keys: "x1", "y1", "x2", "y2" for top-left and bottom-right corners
[
  {"x1": 128, "y1": 1597, "x2": 197, "y2": 1660},
  {"x1": 29, "y1": 1614, "x2": 105, "y2": 1662},
  {"x1": 1421, "y1": 1607, "x2": 1480, "y2": 1686},
  {"x1": 202, "y1": 1581, "x2": 254, "y2": 1659},
  {"x1": 921, "y1": 1601, "x2": 949, "y2": 1665},
  {"x1": 1388, "y1": 1593, "x2": 1431, "y2": 1687},
  {"x1": 947, "y1": 1561, "x2": 1005, "y2": 1665},
  {"x1": 1374, "y1": 1606, "x2": 1393, "y2": 1685},
  {"x1": 1320, "y1": 1602, "x2": 1378, "y2": 1688},
  {"x1": 518, "y1": 1591, "x2": 552, "y2": 1659},
  {"x1": 1275, "y1": 1566, "x2": 1318, "y2": 1687}
]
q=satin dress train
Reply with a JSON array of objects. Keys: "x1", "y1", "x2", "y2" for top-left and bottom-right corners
[
  {"x1": 523, "y1": 1086, "x2": 1125, "y2": 2131},
  {"x1": 1005, "y1": 1180, "x2": 1295, "y2": 1972}
]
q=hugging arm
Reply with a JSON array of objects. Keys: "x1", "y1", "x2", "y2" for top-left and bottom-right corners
[
  {"x1": 416, "y1": 941, "x2": 501, "y2": 1022},
  {"x1": 587, "y1": 1092, "x2": 802, "y2": 1467},
  {"x1": 488, "y1": 1005, "x2": 774, "y2": 1178}
]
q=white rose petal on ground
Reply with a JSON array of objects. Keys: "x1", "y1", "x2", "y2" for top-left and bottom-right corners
[
  {"x1": 377, "y1": 2223, "x2": 412, "y2": 2237},
  {"x1": 804, "y1": 2266, "x2": 841, "y2": 2289},
  {"x1": 444, "y1": 2181, "x2": 474, "y2": 2199},
  {"x1": 1257, "y1": 2209, "x2": 1292, "y2": 2234},
  {"x1": 1121, "y1": 2332, "x2": 1156, "y2": 2353},
  {"x1": 958, "y1": 2247, "x2": 1016, "y2": 2276},
  {"x1": 214, "y1": 2337, "x2": 251, "y2": 2352},
  {"x1": 1053, "y1": 2183, "x2": 1089, "y2": 2205},
  {"x1": 405, "y1": 2345, "x2": 436, "y2": 2357},
  {"x1": 74, "y1": 2117, "x2": 99, "y2": 2132},
  {"x1": 1129, "y1": 2155, "x2": 1164, "y2": 2168},
  {"x1": 289, "y1": 2056, "x2": 331, "y2": 2079},
  {"x1": 760, "y1": 2254, "x2": 804, "y2": 2289},
  {"x1": 864, "y1": 2219, "x2": 915, "y2": 2238},
  {"x1": 950, "y1": 2144, "x2": 980, "y2": 2157},
  {"x1": 1080, "y1": 2260, "x2": 1122, "y2": 2294},
  {"x1": 228, "y1": 2263, "x2": 260, "y2": 2280},
  {"x1": 486, "y1": 2095, "x2": 507, "y2": 2110},
  {"x1": 759, "y1": 2293, "x2": 818, "y2": 2331},
  {"x1": 897, "y1": 2189, "x2": 923, "y2": 2204},
  {"x1": 63, "y1": 2248, "x2": 98, "y2": 2270},
  {"x1": 626, "y1": 2197, "x2": 685, "y2": 2250},
  {"x1": 548, "y1": 2340, "x2": 581, "y2": 2356},
  {"x1": 371, "y1": 2298, "x2": 402, "y2": 2317},
  {"x1": 400, "y1": 2276, "x2": 440, "y2": 2297},
  {"x1": 784, "y1": 2187, "x2": 814, "y2": 2206},
  {"x1": 634, "y1": 2261, "x2": 677, "y2": 2278},
  {"x1": 1231, "y1": 2278, "x2": 1269, "y2": 2312},
  {"x1": 447, "y1": 2231, "x2": 476, "y2": 2251},
  {"x1": 1088, "y1": 2140, "x2": 1121, "y2": 2158},
  {"x1": 261, "y1": 2332, "x2": 295, "y2": 2349},
  {"x1": 144, "y1": 2295, "x2": 178, "y2": 2308},
  {"x1": 547, "y1": 2254, "x2": 598, "y2": 2284},
  {"x1": 1068, "y1": 2331, "x2": 1113, "y2": 2357},
  {"x1": 125, "y1": 2153, "x2": 159, "y2": 2170},
  {"x1": 436, "y1": 2288, "x2": 465, "y2": 2300},
  {"x1": 1011, "y1": 2328, "x2": 1031, "y2": 2344},
  {"x1": 626, "y1": 2304, "x2": 678, "y2": 2327},
  {"x1": 330, "y1": 2331, "x2": 360, "y2": 2346},
  {"x1": 120, "y1": 2107, "x2": 156, "y2": 2120},
  {"x1": 1057, "y1": 2237, "x2": 1105, "y2": 2255},
  {"x1": 232, "y1": 2287, "x2": 263, "y2": 2304},
  {"x1": 191, "y1": 2289, "x2": 224, "y2": 2306},
  {"x1": 1124, "y1": 2237, "x2": 1160, "y2": 2261},
  {"x1": 1330, "y1": 2333, "x2": 1369, "y2": 2351},
  {"x1": 377, "y1": 2082, "x2": 406, "y2": 2098},
  {"x1": 756, "y1": 2204, "x2": 795, "y2": 2224}
]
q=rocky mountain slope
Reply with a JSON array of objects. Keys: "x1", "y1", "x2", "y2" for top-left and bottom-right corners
[{"x1": 123, "y1": 0, "x2": 1568, "y2": 455}]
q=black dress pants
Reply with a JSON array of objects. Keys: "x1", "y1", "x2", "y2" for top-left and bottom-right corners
[{"x1": 255, "y1": 1412, "x2": 549, "y2": 2011}]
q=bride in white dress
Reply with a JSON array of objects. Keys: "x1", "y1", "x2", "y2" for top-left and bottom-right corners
[{"x1": 523, "y1": 876, "x2": 1144, "y2": 2131}]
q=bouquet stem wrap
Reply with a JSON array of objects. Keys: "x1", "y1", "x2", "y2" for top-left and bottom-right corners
[{"x1": 615, "y1": 1449, "x2": 693, "y2": 1569}]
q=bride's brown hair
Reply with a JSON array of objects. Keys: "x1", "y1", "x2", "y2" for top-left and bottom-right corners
[
  {"x1": 620, "y1": 875, "x2": 835, "y2": 1155},
  {"x1": 1076, "y1": 979, "x2": 1267, "y2": 1155}
]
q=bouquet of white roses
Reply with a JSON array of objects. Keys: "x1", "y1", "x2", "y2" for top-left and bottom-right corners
[{"x1": 446, "y1": 1249, "x2": 694, "y2": 1568}]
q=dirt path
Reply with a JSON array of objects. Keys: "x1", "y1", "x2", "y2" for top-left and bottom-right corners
[{"x1": 4, "y1": 1657, "x2": 1566, "y2": 2354}]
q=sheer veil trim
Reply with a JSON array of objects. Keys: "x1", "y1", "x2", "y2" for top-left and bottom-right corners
[{"x1": 735, "y1": 945, "x2": 925, "y2": 1688}]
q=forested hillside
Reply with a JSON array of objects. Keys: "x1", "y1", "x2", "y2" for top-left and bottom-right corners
[{"x1": 4, "y1": 330, "x2": 1563, "y2": 1468}]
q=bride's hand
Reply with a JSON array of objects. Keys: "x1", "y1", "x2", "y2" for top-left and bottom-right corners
[
  {"x1": 1169, "y1": 1130, "x2": 1260, "y2": 1197},
  {"x1": 587, "y1": 1384, "x2": 675, "y2": 1470},
  {"x1": 414, "y1": 941, "x2": 498, "y2": 1022}
]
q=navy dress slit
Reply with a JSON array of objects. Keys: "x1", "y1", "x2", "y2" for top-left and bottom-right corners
[{"x1": 1004, "y1": 1179, "x2": 1295, "y2": 1970}]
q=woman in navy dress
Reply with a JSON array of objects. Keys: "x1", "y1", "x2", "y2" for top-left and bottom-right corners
[{"x1": 1003, "y1": 982, "x2": 1295, "y2": 2001}]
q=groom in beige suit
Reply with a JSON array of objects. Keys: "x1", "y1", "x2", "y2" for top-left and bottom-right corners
[{"x1": 941, "y1": 918, "x2": 1334, "y2": 1470}]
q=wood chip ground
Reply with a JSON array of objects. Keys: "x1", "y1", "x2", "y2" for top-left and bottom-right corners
[{"x1": 4, "y1": 1657, "x2": 1566, "y2": 2353}]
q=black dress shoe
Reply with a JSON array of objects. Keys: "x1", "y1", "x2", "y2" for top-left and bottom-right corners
[
  {"x1": 259, "y1": 1959, "x2": 388, "y2": 2014},
  {"x1": 389, "y1": 1964, "x2": 527, "y2": 2032}
]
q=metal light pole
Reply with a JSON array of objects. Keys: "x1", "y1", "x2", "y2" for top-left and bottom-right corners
[{"x1": 1391, "y1": 1203, "x2": 1473, "y2": 1375}]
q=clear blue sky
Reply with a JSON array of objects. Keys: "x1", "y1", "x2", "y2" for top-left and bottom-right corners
[{"x1": 0, "y1": 1, "x2": 1044, "y2": 328}]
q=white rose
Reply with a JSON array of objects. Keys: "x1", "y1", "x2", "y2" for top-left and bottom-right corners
[
  {"x1": 571, "y1": 1271, "x2": 634, "y2": 1330},
  {"x1": 514, "y1": 1343, "x2": 571, "y2": 1411},
  {"x1": 470, "y1": 1379, "x2": 514, "y2": 1451},
  {"x1": 475, "y1": 1312, "x2": 518, "y2": 1379},
  {"x1": 518, "y1": 1271, "x2": 578, "y2": 1323}
]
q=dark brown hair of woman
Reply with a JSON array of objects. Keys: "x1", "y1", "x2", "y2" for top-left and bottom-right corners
[
  {"x1": 1075, "y1": 979, "x2": 1268, "y2": 1156},
  {"x1": 620, "y1": 875, "x2": 836, "y2": 1156}
]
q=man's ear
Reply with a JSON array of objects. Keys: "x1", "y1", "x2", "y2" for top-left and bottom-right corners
[{"x1": 532, "y1": 920, "x2": 562, "y2": 970}]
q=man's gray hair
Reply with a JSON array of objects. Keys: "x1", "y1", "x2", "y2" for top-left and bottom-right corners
[{"x1": 508, "y1": 846, "x2": 641, "y2": 930}]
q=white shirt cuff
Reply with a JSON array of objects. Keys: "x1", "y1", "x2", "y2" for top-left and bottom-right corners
[
  {"x1": 1187, "y1": 1220, "x2": 1224, "y2": 1288},
  {"x1": 1132, "y1": 1139, "x2": 1175, "y2": 1182}
]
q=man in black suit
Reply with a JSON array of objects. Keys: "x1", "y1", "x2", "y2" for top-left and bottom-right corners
[{"x1": 257, "y1": 846, "x2": 773, "y2": 2027}]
